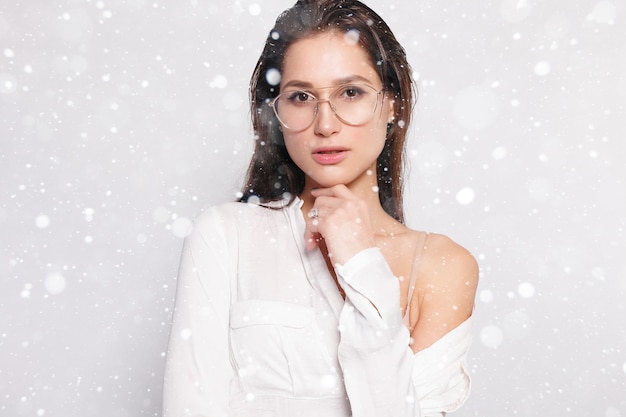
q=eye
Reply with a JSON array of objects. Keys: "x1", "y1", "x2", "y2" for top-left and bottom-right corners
[
  {"x1": 286, "y1": 90, "x2": 315, "y2": 104},
  {"x1": 338, "y1": 85, "x2": 366, "y2": 100}
]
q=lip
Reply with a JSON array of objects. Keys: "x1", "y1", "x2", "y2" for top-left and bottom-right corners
[{"x1": 311, "y1": 147, "x2": 349, "y2": 165}]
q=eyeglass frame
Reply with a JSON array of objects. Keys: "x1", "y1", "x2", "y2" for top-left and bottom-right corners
[{"x1": 268, "y1": 83, "x2": 385, "y2": 131}]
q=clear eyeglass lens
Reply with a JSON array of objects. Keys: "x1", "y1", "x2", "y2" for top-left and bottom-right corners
[{"x1": 272, "y1": 84, "x2": 380, "y2": 130}]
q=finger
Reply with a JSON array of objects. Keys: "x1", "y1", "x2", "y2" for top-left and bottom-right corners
[
  {"x1": 311, "y1": 184, "x2": 354, "y2": 199},
  {"x1": 304, "y1": 207, "x2": 322, "y2": 250}
]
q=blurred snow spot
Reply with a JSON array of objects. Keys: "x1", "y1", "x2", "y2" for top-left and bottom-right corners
[
  {"x1": 587, "y1": 1, "x2": 617, "y2": 24},
  {"x1": 534, "y1": 61, "x2": 551, "y2": 76},
  {"x1": 502, "y1": 310, "x2": 532, "y2": 340},
  {"x1": 528, "y1": 178, "x2": 553, "y2": 201},
  {"x1": 492, "y1": 146, "x2": 507, "y2": 160},
  {"x1": 480, "y1": 325, "x2": 503, "y2": 349},
  {"x1": 45, "y1": 273, "x2": 66, "y2": 295},
  {"x1": 453, "y1": 85, "x2": 500, "y2": 130},
  {"x1": 344, "y1": 29, "x2": 360, "y2": 45},
  {"x1": 3, "y1": 48, "x2": 14, "y2": 58},
  {"x1": 35, "y1": 215, "x2": 50, "y2": 229},
  {"x1": 209, "y1": 74, "x2": 228, "y2": 89},
  {"x1": 20, "y1": 283, "x2": 32, "y2": 298},
  {"x1": 479, "y1": 289, "x2": 494, "y2": 303},
  {"x1": 180, "y1": 328, "x2": 192, "y2": 340},
  {"x1": 223, "y1": 90, "x2": 243, "y2": 111},
  {"x1": 172, "y1": 217, "x2": 193, "y2": 238},
  {"x1": 265, "y1": 68, "x2": 281, "y2": 86},
  {"x1": 36, "y1": 409, "x2": 45, "y2": 416},
  {"x1": 319, "y1": 374, "x2": 338, "y2": 389},
  {"x1": 84, "y1": 235, "x2": 93, "y2": 243},
  {"x1": 456, "y1": 187, "x2": 475, "y2": 205},
  {"x1": 271, "y1": 31, "x2": 280, "y2": 40},
  {"x1": 517, "y1": 282, "x2": 535, "y2": 298},
  {"x1": 245, "y1": 393, "x2": 255, "y2": 401},
  {"x1": 411, "y1": 141, "x2": 450, "y2": 176},
  {"x1": 0, "y1": 73, "x2": 17, "y2": 94},
  {"x1": 249, "y1": 3, "x2": 261, "y2": 16},
  {"x1": 84, "y1": 207, "x2": 95, "y2": 222},
  {"x1": 136, "y1": 233, "x2": 147, "y2": 244},
  {"x1": 247, "y1": 195, "x2": 261, "y2": 205},
  {"x1": 500, "y1": 0, "x2": 532, "y2": 23}
]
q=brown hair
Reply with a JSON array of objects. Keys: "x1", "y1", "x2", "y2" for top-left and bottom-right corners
[{"x1": 239, "y1": 0, "x2": 415, "y2": 223}]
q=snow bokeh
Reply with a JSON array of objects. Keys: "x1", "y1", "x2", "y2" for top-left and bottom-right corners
[{"x1": 1, "y1": 1, "x2": 624, "y2": 416}]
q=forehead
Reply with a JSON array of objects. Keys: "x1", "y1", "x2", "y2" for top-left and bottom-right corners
[{"x1": 280, "y1": 32, "x2": 381, "y2": 87}]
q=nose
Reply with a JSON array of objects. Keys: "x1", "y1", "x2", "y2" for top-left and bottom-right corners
[{"x1": 313, "y1": 99, "x2": 341, "y2": 137}]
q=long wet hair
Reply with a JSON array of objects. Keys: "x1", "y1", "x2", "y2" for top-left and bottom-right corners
[{"x1": 239, "y1": 0, "x2": 415, "y2": 223}]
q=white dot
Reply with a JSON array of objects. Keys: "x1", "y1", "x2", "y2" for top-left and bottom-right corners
[
  {"x1": 319, "y1": 374, "x2": 337, "y2": 389},
  {"x1": 456, "y1": 187, "x2": 475, "y2": 205},
  {"x1": 344, "y1": 29, "x2": 360, "y2": 45},
  {"x1": 518, "y1": 282, "x2": 535, "y2": 298},
  {"x1": 0, "y1": 73, "x2": 17, "y2": 94},
  {"x1": 480, "y1": 325, "x2": 503, "y2": 349},
  {"x1": 248, "y1": 3, "x2": 261, "y2": 16},
  {"x1": 180, "y1": 328, "x2": 192, "y2": 340},
  {"x1": 35, "y1": 215, "x2": 50, "y2": 228},
  {"x1": 492, "y1": 146, "x2": 507, "y2": 160},
  {"x1": 209, "y1": 74, "x2": 228, "y2": 89},
  {"x1": 4, "y1": 48, "x2": 15, "y2": 58},
  {"x1": 534, "y1": 61, "x2": 551, "y2": 76},
  {"x1": 265, "y1": 68, "x2": 281, "y2": 86},
  {"x1": 36, "y1": 409, "x2": 45, "y2": 416},
  {"x1": 45, "y1": 273, "x2": 66, "y2": 295}
]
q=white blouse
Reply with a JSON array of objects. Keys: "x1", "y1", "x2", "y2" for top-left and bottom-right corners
[{"x1": 163, "y1": 198, "x2": 471, "y2": 417}]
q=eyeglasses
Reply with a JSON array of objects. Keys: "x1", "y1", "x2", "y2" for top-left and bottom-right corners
[{"x1": 269, "y1": 84, "x2": 383, "y2": 131}]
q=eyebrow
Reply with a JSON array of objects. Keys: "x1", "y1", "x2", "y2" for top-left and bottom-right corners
[{"x1": 282, "y1": 75, "x2": 375, "y2": 90}]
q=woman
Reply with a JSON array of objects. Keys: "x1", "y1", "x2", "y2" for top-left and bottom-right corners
[{"x1": 163, "y1": 1, "x2": 478, "y2": 416}]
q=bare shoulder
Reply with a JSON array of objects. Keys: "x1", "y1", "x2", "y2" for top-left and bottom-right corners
[
  {"x1": 420, "y1": 233, "x2": 479, "y2": 286},
  {"x1": 409, "y1": 232, "x2": 479, "y2": 351}
]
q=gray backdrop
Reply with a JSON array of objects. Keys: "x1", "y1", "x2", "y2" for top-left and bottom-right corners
[{"x1": 1, "y1": 0, "x2": 624, "y2": 416}]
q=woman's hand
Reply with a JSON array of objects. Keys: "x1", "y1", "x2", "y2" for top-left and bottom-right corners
[{"x1": 303, "y1": 185, "x2": 377, "y2": 265}]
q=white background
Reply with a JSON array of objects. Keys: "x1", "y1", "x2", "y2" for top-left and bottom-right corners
[{"x1": 1, "y1": 1, "x2": 624, "y2": 416}]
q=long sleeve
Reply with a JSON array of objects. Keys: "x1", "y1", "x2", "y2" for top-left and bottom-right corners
[
  {"x1": 335, "y1": 248, "x2": 471, "y2": 417},
  {"x1": 335, "y1": 248, "x2": 417, "y2": 417},
  {"x1": 163, "y1": 207, "x2": 234, "y2": 417}
]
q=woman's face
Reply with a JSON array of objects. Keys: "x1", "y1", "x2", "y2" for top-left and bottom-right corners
[{"x1": 278, "y1": 32, "x2": 394, "y2": 191}]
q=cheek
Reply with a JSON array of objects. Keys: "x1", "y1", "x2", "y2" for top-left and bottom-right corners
[{"x1": 283, "y1": 134, "x2": 307, "y2": 161}]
